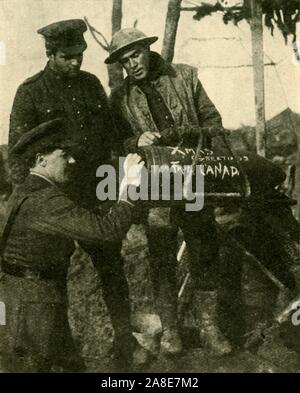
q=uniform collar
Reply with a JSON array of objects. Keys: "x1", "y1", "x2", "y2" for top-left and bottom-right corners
[
  {"x1": 21, "y1": 173, "x2": 56, "y2": 193},
  {"x1": 44, "y1": 62, "x2": 81, "y2": 83},
  {"x1": 29, "y1": 170, "x2": 56, "y2": 186}
]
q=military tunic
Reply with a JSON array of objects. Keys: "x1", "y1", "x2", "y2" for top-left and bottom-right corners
[
  {"x1": 9, "y1": 63, "x2": 115, "y2": 186},
  {"x1": 0, "y1": 174, "x2": 134, "y2": 372}
]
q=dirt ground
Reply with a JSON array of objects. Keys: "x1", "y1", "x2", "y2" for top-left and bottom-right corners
[{"x1": 68, "y1": 224, "x2": 300, "y2": 373}]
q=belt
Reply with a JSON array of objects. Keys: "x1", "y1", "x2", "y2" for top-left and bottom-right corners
[{"x1": 1, "y1": 260, "x2": 67, "y2": 281}]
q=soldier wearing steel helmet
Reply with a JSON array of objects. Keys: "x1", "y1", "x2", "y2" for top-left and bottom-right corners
[{"x1": 109, "y1": 28, "x2": 232, "y2": 357}]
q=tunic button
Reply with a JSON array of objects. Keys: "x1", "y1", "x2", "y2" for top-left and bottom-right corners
[
  {"x1": 72, "y1": 97, "x2": 76, "y2": 101},
  {"x1": 98, "y1": 104, "x2": 102, "y2": 108},
  {"x1": 68, "y1": 85, "x2": 72, "y2": 88},
  {"x1": 47, "y1": 109, "x2": 51, "y2": 113},
  {"x1": 84, "y1": 136, "x2": 88, "y2": 141},
  {"x1": 77, "y1": 110, "x2": 80, "y2": 114},
  {"x1": 165, "y1": 115, "x2": 169, "y2": 119},
  {"x1": 80, "y1": 124, "x2": 84, "y2": 128}
]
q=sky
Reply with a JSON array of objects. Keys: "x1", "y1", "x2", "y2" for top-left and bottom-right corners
[{"x1": 0, "y1": 0, "x2": 299, "y2": 143}]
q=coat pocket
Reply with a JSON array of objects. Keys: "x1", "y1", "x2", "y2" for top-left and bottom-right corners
[
  {"x1": 0, "y1": 274, "x2": 67, "y2": 353},
  {"x1": 38, "y1": 102, "x2": 65, "y2": 121},
  {"x1": 14, "y1": 301, "x2": 69, "y2": 361}
]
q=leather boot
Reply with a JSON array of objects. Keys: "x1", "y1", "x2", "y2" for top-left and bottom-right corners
[
  {"x1": 113, "y1": 333, "x2": 152, "y2": 371},
  {"x1": 194, "y1": 290, "x2": 232, "y2": 356}
]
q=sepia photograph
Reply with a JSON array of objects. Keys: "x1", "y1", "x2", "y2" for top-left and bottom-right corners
[{"x1": 0, "y1": 0, "x2": 299, "y2": 374}]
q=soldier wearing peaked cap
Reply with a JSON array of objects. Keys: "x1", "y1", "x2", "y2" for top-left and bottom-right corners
[
  {"x1": 10, "y1": 118, "x2": 77, "y2": 156},
  {"x1": 9, "y1": 19, "x2": 114, "y2": 186},
  {"x1": 37, "y1": 19, "x2": 88, "y2": 55},
  {"x1": 8, "y1": 20, "x2": 147, "y2": 369},
  {"x1": 1, "y1": 119, "x2": 148, "y2": 372}
]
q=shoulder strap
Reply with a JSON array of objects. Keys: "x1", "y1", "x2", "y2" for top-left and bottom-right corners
[{"x1": 0, "y1": 189, "x2": 28, "y2": 261}]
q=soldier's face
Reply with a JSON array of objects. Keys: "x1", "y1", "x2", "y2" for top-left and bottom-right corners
[
  {"x1": 49, "y1": 50, "x2": 83, "y2": 78},
  {"x1": 119, "y1": 45, "x2": 150, "y2": 81},
  {"x1": 41, "y1": 149, "x2": 76, "y2": 184}
]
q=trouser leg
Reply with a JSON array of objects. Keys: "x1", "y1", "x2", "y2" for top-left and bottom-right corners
[
  {"x1": 145, "y1": 207, "x2": 183, "y2": 355},
  {"x1": 88, "y1": 244, "x2": 132, "y2": 338},
  {"x1": 89, "y1": 244, "x2": 153, "y2": 369},
  {"x1": 179, "y1": 207, "x2": 220, "y2": 290},
  {"x1": 146, "y1": 223, "x2": 179, "y2": 330},
  {"x1": 178, "y1": 207, "x2": 232, "y2": 355},
  {"x1": 88, "y1": 245, "x2": 136, "y2": 368}
]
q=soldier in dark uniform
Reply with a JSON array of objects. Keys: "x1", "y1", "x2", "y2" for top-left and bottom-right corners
[
  {"x1": 9, "y1": 19, "x2": 114, "y2": 192},
  {"x1": 0, "y1": 119, "x2": 146, "y2": 372},
  {"x1": 8, "y1": 20, "x2": 143, "y2": 368}
]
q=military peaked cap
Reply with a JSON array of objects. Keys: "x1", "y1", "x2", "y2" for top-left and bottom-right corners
[
  {"x1": 10, "y1": 119, "x2": 77, "y2": 158},
  {"x1": 37, "y1": 19, "x2": 87, "y2": 55}
]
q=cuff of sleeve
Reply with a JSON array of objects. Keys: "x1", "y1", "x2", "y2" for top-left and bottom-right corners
[
  {"x1": 118, "y1": 199, "x2": 135, "y2": 207},
  {"x1": 118, "y1": 185, "x2": 138, "y2": 206},
  {"x1": 124, "y1": 136, "x2": 140, "y2": 154}
]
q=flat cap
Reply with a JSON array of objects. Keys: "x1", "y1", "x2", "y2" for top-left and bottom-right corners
[
  {"x1": 37, "y1": 19, "x2": 87, "y2": 55},
  {"x1": 10, "y1": 119, "x2": 77, "y2": 158},
  {"x1": 105, "y1": 28, "x2": 158, "y2": 64}
]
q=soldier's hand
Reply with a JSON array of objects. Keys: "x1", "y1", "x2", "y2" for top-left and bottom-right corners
[
  {"x1": 123, "y1": 153, "x2": 145, "y2": 187},
  {"x1": 137, "y1": 131, "x2": 161, "y2": 147}
]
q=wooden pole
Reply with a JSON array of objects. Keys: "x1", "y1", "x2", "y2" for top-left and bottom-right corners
[
  {"x1": 296, "y1": 132, "x2": 300, "y2": 223},
  {"x1": 108, "y1": 0, "x2": 124, "y2": 92},
  {"x1": 111, "y1": 0, "x2": 122, "y2": 35},
  {"x1": 250, "y1": 0, "x2": 266, "y2": 157},
  {"x1": 161, "y1": 0, "x2": 182, "y2": 63}
]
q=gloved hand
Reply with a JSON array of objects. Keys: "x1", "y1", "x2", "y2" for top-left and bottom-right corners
[
  {"x1": 119, "y1": 153, "x2": 145, "y2": 203},
  {"x1": 123, "y1": 153, "x2": 145, "y2": 186}
]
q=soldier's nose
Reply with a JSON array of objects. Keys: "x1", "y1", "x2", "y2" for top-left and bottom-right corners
[{"x1": 129, "y1": 58, "x2": 137, "y2": 68}]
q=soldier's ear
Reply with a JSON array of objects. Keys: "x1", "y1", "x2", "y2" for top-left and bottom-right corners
[
  {"x1": 36, "y1": 153, "x2": 47, "y2": 167},
  {"x1": 46, "y1": 49, "x2": 55, "y2": 61}
]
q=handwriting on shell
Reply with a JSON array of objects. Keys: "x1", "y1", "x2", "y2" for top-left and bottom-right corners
[{"x1": 167, "y1": 146, "x2": 248, "y2": 178}]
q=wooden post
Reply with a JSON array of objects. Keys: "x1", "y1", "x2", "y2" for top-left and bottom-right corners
[
  {"x1": 161, "y1": 0, "x2": 182, "y2": 63},
  {"x1": 250, "y1": 0, "x2": 266, "y2": 157},
  {"x1": 111, "y1": 0, "x2": 122, "y2": 35},
  {"x1": 296, "y1": 131, "x2": 300, "y2": 223},
  {"x1": 108, "y1": 0, "x2": 124, "y2": 92}
]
